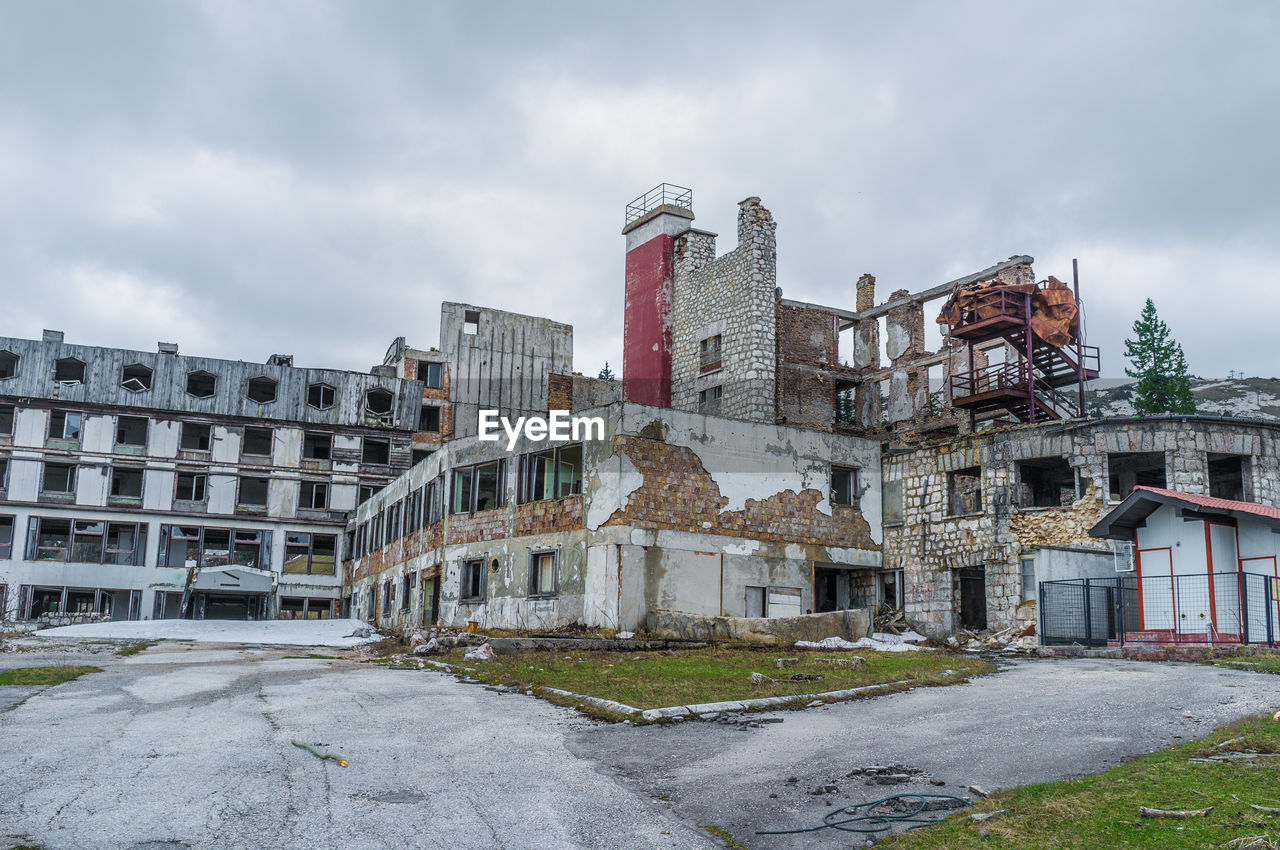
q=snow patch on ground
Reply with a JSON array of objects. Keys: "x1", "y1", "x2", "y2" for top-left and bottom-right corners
[
  {"x1": 35, "y1": 618, "x2": 380, "y2": 648},
  {"x1": 795, "y1": 632, "x2": 931, "y2": 652}
]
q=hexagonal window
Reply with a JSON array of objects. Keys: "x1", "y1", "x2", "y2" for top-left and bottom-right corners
[
  {"x1": 186, "y1": 370, "x2": 217, "y2": 398},
  {"x1": 121, "y1": 363, "x2": 153, "y2": 392},
  {"x1": 246, "y1": 376, "x2": 278, "y2": 404},
  {"x1": 54, "y1": 357, "x2": 85, "y2": 384},
  {"x1": 0, "y1": 350, "x2": 17, "y2": 380},
  {"x1": 365, "y1": 388, "x2": 394, "y2": 420},
  {"x1": 307, "y1": 382, "x2": 335, "y2": 410}
]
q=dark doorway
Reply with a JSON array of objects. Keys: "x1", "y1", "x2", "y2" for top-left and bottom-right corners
[
  {"x1": 814, "y1": 568, "x2": 840, "y2": 613},
  {"x1": 422, "y1": 575, "x2": 440, "y2": 626},
  {"x1": 958, "y1": 567, "x2": 988, "y2": 631},
  {"x1": 203, "y1": 593, "x2": 263, "y2": 620}
]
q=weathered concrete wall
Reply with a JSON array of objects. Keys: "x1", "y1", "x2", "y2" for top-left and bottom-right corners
[{"x1": 644, "y1": 607, "x2": 873, "y2": 645}]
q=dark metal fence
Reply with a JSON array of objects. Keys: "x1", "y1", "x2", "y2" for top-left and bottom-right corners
[{"x1": 1040, "y1": 572, "x2": 1278, "y2": 647}]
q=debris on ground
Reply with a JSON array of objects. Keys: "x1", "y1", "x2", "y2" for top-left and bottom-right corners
[
  {"x1": 774, "y1": 657, "x2": 799, "y2": 668},
  {"x1": 875, "y1": 604, "x2": 908, "y2": 635},
  {"x1": 698, "y1": 712, "x2": 783, "y2": 728},
  {"x1": 463, "y1": 643, "x2": 497, "y2": 663},
  {"x1": 787, "y1": 673, "x2": 825, "y2": 682},
  {"x1": 1138, "y1": 805, "x2": 1213, "y2": 818},
  {"x1": 848, "y1": 764, "x2": 924, "y2": 786},
  {"x1": 952, "y1": 626, "x2": 1038, "y2": 654},
  {"x1": 795, "y1": 633, "x2": 929, "y2": 652},
  {"x1": 1233, "y1": 795, "x2": 1280, "y2": 813},
  {"x1": 967, "y1": 784, "x2": 991, "y2": 798},
  {"x1": 749, "y1": 672, "x2": 776, "y2": 687},
  {"x1": 817, "y1": 656, "x2": 865, "y2": 667},
  {"x1": 1226, "y1": 837, "x2": 1280, "y2": 850},
  {"x1": 755, "y1": 793, "x2": 971, "y2": 837},
  {"x1": 291, "y1": 739, "x2": 348, "y2": 767}
]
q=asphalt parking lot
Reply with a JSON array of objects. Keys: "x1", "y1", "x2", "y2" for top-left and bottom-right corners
[{"x1": 3, "y1": 644, "x2": 1280, "y2": 850}]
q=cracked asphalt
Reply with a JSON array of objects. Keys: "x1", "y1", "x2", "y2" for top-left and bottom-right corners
[{"x1": 4, "y1": 645, "x2": 1280, "y2": 849}]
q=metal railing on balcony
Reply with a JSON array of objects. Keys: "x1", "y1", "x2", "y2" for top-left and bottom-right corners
[{"x1": 625, "y1": 183, "x2": 693, "y2": 225}]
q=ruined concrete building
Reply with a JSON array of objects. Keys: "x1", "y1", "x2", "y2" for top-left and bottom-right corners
[{"x1": 9, "y1": 184, "x2": 1280, "y2": 642}]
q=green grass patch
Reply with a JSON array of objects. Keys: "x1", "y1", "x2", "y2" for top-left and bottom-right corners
[
  {"x1": 882, "y1": 713, "x2": 1280, "y2": 849},
  {"x1": 442, "y1": 647, "x2": 992, "y2": 711},
  {"x1": 700, "y1": 823, "x2": 749, "y2": 849},
  {"x1": 116, "y1": 641, "x2": 155, "y2": 657},
  {"x1": 1215, "y1": 655, "x2": 1280, "y2": 674},
  {"x1": 0, "y1": 665, "x2": 102, "y2": 686},
  {"x1": 283, "y1": 654, "x2": 340, "y2": 660}
]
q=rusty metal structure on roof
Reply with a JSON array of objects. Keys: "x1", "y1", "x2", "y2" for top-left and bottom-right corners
[{"x1": 939, "y1": 266, "x2": 1100, "y2": 426}]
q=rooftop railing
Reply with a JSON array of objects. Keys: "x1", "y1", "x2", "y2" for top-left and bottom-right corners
[{"x1": 625, "y1": 183, "x2": 693, "y2": 225}]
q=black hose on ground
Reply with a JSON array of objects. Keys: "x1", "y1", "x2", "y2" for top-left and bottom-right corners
[{"x1": 755, "y1": 792, "x2": 972, "y2": 836}]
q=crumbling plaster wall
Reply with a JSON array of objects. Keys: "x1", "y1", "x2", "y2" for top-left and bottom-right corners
[
  {"x1": 885, "y1": 417, "x2": 1280, "y2": 637},
  {"x1": 669, "y1": 197, "x2": 777, "y2": 423}
]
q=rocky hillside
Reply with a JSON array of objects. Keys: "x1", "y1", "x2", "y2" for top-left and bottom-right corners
[{"x1": 1084, "y1": 377, "x2": 1280, "y2": 420}]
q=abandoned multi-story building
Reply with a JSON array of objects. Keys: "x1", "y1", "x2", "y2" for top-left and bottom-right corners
[
  {"x1": 11, "y1": 184, "x2": 1280, "y2": 641},
  {"x1": 0, "y1": 332, "x2": 422, "y2": 622}
]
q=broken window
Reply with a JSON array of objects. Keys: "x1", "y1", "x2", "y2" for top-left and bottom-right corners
[
  {"x1": 54, "y1": 357, "x2": 86, "y2": 384},
  {"x1": 382, "y1": 580, "x2": 393, "y2": 616},
  {"x1": 419, "y1": 405, "x2": 441, "y2": 432},
  {"x1": 362, "y1": 437, "x2": 390, "y2": 465},
  {"x1": 116, "y1": 416, "x2": 148, "y2": 447},
  {"x1": 33, "y1": 518, "x2": 72, "y2": 560},
  {"x1": 200, "y1": 529, "x2": 231, "y2": 567},
  {"x1": 0, "y1": 457, "x2": 8, "y2": 490},
  {"x1": 110, "y1": 466, "x2": 144, "y2": 499},
  {"x1": 238, "y1": 476, "x2": 269, "y2": 507},
  {"x1": 0, "y1": 350, "x2": 17, "y2": 379},
  {"x1": 283, "y1": 532, "x2": 335, "y2": 575},
  {"x1": 698, "y1": 385, "x2": 723, "y2": 415},
  {"x1": 71, "y1": 520, "x2": 105, "y2": 562},
  {"x1": 428, "y1": 477, "x2": 443, "y2": 524},
  {"x1": 42, "y1": 462, "x2": 76, "y2": 494},
  {"x1": 463, "y1": 310, "x2": 480, "y2": 335},
  {"x1": 517, "y1": 444, "x2": 582, "y2": 503},
  {"x1": 303, "y1": 432, "x2": 331, "y2": 460},
  {"x1": 0, "y1": 404, "x2": 13, "y2": 433},
  {"x1": 160, "y1": 525, "x2": 201, "y2": 568},
  {"x1": 242, "y1": 426, "x2": 272, "y2": 457},
  {"x1": 1016, "y1": 457, "x2": 1076, "y2": 508},
  {"x1": 0, "y1": 515, "x2": 13, "y2": 558},
  {"x1": 528, "y1": 551, "x2": 557, "y2": 597},
  {"x1": 232, "y1": 530, "x2": 264, "y2": 568},
  {"x1": 300, "y1": 480, "x2": 329, "y2": 510},
  {"x1": 401, "y1": 573, "x2": 412, "y2": 611},
  {"x1": 418, "y1": 361, "x2": 443, "y2": 389},
  {"x1": 831, "y1": 466, "x2": 858, "y2": 507},
  {"x1": 358, "y1": 484, "x2": 376, "y2": 504},
  {"x1": 411, "y1": 448, "x2": 433, "y2": 465},
  {"x1": 246, "y1": 376, "x2": 278, "y2": 404},
  {"x1": 1208, "y1": 453, "x2": 1250, "y2": 501},
  {"x1": 185, "y1": 370, "x2": 217, "y2": 398},
  {"x1": 877, "y1": 570, "x2": 903, "y2": 609},
  {"x1": 699, "y1": 334, "x2": 723, "y2": 373},
  {"x1": 48, "y1": 410, "x2": 82, "y2": 441},
  {"x1": 947, "y1": 466, "x2": 983, "y2": 515},
  {"x1": 307, "y1": 383, "x2": 335, "y2": 410},
  {"x1": 1107, "y1": 452, "x2": 1166, "y2": 500},
  {"x1": 175, "y1": 472, "x2": 207, "y2": 502},
  {"x1": 365, "y1": 388, "x2": 394, "y2": 425},
  {"x1": 181, "y1": 423, "x2": 211, "y2": 451},
  {"x1": 453, "y1": 460, "x2": 505, "y2": 514},
  {"x1": 120, "y1": 363, "x2": 153, "y2": 392},
  {"x1": 1021, "y1": 557, "x2": 1037, "y2": 602},
  {"x1": 460, "y1": 559, "x2": 485, "y2": 601}
]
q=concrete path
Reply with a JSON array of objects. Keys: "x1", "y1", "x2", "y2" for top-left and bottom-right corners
[{"x1": 3, "y1": 648, "x2": 1280, "y2": 849}]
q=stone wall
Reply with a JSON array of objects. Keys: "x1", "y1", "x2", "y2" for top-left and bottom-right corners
[
  {"x1": 776, "y1": 302, "x2": 838, "y2": 431},
  {"x1": 645, "y1": 606, "x2": 873, "y2": 645},
  {"x1": 670, "y1": 197, "x2": 777, "y2": 423}
]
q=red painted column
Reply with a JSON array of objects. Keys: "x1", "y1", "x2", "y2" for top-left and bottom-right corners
[{"x1": 623, "y1": 233, "x2": 674, "y2": 407}]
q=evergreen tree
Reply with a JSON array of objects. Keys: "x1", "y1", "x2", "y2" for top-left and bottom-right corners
[
  {"x1": 1123, "y1": 299, "x2": 1196, "y2": 415},
  {"x1": 597, "y1": 362, "x2": 616, "y2": 381}
]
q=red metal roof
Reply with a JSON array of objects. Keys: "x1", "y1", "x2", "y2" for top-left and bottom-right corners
[{"x1": 1132, "y1": 486, "x2": 1280, "y2": 521}]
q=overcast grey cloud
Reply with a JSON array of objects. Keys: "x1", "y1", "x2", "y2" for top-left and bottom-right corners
[{"x1": 1, "y1": 0, "x2": 1276, "y2": 378}]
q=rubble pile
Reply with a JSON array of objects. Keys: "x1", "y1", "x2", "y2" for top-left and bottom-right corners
[{"x1": 948, "y1": 626, "x2": 1037, "y2": 654}]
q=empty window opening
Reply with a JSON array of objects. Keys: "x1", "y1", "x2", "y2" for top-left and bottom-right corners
[
  {"x1": 411, "y1": 448, "x2": 434, "y2": 465},
  {"x1": 358, "y1": 484, "x2": 377, "y2": 504},
  {"x1": 948, "y1": 466, "x2": 983, "y2": 515},
  {"x1": 699, "y1": 334, "x2": 723, "y2": 373},
  {"x1": 307, "y1": 383, "x2": 335, "y2": 410},
  {"x1": 246, "y1": 376, "x2": 278, "y2": 404},
  {"x1": 283, "y1": 532, "x2": 336, "y2": 576},
  {"x1": 238, "y1": 476, "x2": 269, "y2": 507},
  {"x1": 116, "y1": 416, "x2": 148, "y2": 447},
  {"x1": 831, "y1": 466, "x2": 858, "y2": 507},
  {"x1": 419, "y1": 361, "x2": 443, "y2": 388},
  {"x1": 110, "y1": 467, "x2": 143, "y2": 499},
  {"x1": 242, "y1": 426, "x2": 272, "y2": 457},
  {"x1": 175, "y1": 472, "x2": 207, "y2": 502},
  {"x1": 0, "y1": 457, "x2": 8, "y2": 490},
  {"x1": 1208, "y1": 453, "x2": 1250, "y2": 501},
  {"x1": 0, "y1": 404, "x2": 13, "y2": 434},
  {"x1": 463, "y1": 310, "x2": 480, "y2": 335},
  {"x1": 365, "y1": 388, "x2": 394, "y2": 424},
  {"x1": 54, "y1": 357, "x2": 86, "y2": 384},
  {"x1": 186, "y1": 370, "x2": 217, "y2": 398},
  {"x1": 300, "y1": 481, "x2": 329, "y2": 510},
  {"x1": 529, "y1": 551, "x2": 557, "y2": 597},
  {"x1": 1016, "y1": 457, "x2": 1077, "y2": 508},
  {"x1": 121, "y1": 363, "x2": 153, "y2": 392},
  {"x1": 877, "y1": 569, "x2": 903, "y2": 609},
  {"x1": 42, "y1": 463, "x2": 75, "y2": 494},
  {"x1": 34, "y1": 518, "x2": 72, "y2": 560},
  {"x1": 303, "y1": 432, "x2": 332, "y2": 460},
  {"x1": 0, "y1": 350, "x2": 17, "y2": 379},
  {"x1": 0, "y1": 515, "x2": 13, "y2": 558},
  {"x1": 461, "y1": 559, "x2": 485, "y2": 600},
  {"x1": 48, "y1": 410, "x2": 83, "y2": 441},
  {"x1": 1107, "y1": 452, "x2": 1166, "y2": 500},
  {"x1": 181, "y1": 423, "x2": 211, "y2": 451},
  {"x1": 419, "y1": 405, "x2": 441, "y2": 432},
  {"x1": 698, "y1": 385, "x2": 722, "y2": 415},
  {"x1": 362, "y1": 437, "x2": 390, "y2": 465}
]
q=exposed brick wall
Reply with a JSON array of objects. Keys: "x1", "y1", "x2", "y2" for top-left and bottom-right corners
[
  {"x1": 601, "y1": 436, "x2": 877, "y2": 549},
  {"x1": 514, "y1": 495, "x2": 584, "y2": 536},
  {"x1": 547, "y1": 373, "x2": 573, "y2": 412},
  {"x1": 776, "y1": 301, "x2": 837, "y2": 431}
]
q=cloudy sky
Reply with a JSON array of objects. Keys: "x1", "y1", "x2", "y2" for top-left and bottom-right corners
[{"x1": 1, "y1": 1, "x2": 1276, "y2": 379}]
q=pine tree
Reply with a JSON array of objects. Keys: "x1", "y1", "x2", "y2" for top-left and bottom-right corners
[
  {"x1": 597, "y1": 362, "x2": 616, "y2": 381},
  {"x1": 1123, "y1": 299, "x2": 1196, "y2": 415}
]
